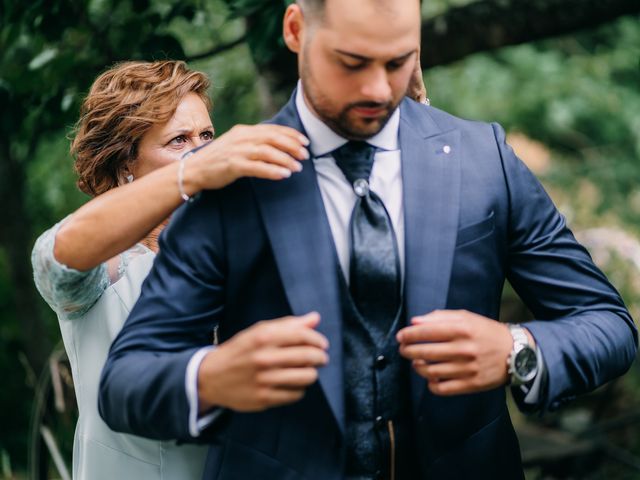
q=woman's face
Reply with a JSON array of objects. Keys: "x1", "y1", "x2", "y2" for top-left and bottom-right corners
[{"x1": 132, "y1": 92, "x2": 214, "y2": 178}]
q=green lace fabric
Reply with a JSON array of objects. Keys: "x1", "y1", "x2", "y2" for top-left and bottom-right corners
[{"x1": 31, "y1": 216, "x2": 148, "y2": 320}]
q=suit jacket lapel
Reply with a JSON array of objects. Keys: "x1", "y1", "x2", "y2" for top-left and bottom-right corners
[
  {"x1": 251, "y1": 93, "x2": 345, "y2": 433},
  {"x1": 399, "y1": 100, "x2": 461, "y2": 416}
]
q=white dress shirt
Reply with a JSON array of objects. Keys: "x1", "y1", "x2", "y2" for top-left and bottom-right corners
[
  {"x1": 187, "y1": 82, "x2": 543, "y2": 435},
  {"x1": 295, "y1": 84, "x2": 405, "y2": 282}
]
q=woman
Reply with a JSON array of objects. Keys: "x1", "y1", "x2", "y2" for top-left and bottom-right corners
[{"x1": 31, "y1": 60, "x2": 309, "y2": 480}]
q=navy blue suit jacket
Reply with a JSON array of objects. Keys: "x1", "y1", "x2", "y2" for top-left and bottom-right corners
[{"x1": 99, "y1": 93, "x2": 637, "y2": 479}]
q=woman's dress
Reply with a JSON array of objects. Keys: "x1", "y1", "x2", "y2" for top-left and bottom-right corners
[{"x1": 32, "y1": 219, "x2": 208, "y2": 480}]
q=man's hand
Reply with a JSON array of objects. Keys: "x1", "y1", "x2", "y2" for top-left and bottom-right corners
[
  {"x1": 198, "y1": 312, "x2": 329, "y2": 412},
  {"x1": 396, "y1": 310, "x2": 513, "y2": 396}
]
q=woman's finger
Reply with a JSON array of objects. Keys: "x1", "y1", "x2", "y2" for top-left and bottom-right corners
[
  {"x1": 258, "y1": 131, "x2": 310, "y2": 162},
  {"x1": 247, "y1": 144, "x2": 303, "y2": 172},
  {"x1": 230, "y1": 159, "x2": 294, "y2": 181}
]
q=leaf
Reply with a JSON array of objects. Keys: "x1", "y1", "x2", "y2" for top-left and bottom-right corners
[
  {"x1": 60, "y1": 90, "x2": 74, "y2": 112},
  {"x1": 28, "y1": 47, "x2": 58, "y2": 70}
]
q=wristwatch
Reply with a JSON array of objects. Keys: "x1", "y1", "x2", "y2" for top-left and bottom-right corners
[{"x1": 507, "y1": 324, "x2": 538, "y2": 386}]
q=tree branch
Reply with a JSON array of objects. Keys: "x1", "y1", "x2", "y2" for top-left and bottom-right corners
[
  {"x1": 421, "y1": 0, "x2": 640, "y2": 67},
  {"x1": 186, "y1": 34, "x2": 247, "y2": 62}
]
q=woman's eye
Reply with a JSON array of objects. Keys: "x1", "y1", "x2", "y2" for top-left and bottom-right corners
[
  {"x1": 169, "y1": 135, "x2": 187, "y2": 146},
  {"x1": 201, "y1": 131, "x2": 214, "y2": 141}
]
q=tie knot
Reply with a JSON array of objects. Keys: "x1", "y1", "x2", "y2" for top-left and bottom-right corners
[{"x1": 332, "y1": 141, "x2": 376, "y2": 191}]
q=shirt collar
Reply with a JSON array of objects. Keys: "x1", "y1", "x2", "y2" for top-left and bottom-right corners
[{"x1": 295, "y1": 80, "x2": 400, "y2": 158}]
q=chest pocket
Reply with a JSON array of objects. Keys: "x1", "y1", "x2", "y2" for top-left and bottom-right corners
[{"x1": 456, "y1": 211, "x2": 495, "y2": 248}]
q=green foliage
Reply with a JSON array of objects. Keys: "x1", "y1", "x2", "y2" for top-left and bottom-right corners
[
  {"x1": 1, "y1": 0, "x2": 192, "y2": 144},
  {"x1": 222, "y1": 0, "x2": 290, "y2": 65}
]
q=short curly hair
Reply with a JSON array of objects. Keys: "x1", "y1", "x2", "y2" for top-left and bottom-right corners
[{"x1": 71, "y1": 60, "x2": 211, "y2": 196}]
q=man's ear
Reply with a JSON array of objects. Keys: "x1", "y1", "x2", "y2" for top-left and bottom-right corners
[{"x1": 283, "y1": 4, "x2": 305, "y2": 54}]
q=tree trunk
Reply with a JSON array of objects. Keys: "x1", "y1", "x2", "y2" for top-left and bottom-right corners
[
  {"x1": 421, "y1": 0, "x2": 640, "y2": 67},
  {"x1": 0, "y1": 140, "x2": 52, "y2": 372}
]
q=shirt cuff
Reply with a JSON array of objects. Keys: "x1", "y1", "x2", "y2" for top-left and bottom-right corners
[
  {"x1": 522, "y1": 346, "x2": 545, "y2": 404},
  {"x1": 185, "y1": 346, "x2": 223, "y2": 437}
]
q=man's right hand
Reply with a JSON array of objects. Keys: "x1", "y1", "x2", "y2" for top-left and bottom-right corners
[{"x1": 197, "y1": 312, "x2": 329, "y2": 413}]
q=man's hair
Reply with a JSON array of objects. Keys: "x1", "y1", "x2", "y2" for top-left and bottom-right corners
[
  {"x1": 296, "y1": 0, "x2": 326, "y2": 23},
  {"x1": 71, "y1": 60, "x2": 211, "y2": 197},
  {"x1": 297, "y1": 0, "x2": 420, "y2": 24}
]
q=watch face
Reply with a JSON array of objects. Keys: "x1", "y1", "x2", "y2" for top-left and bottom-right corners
[{"x1": 515, "y1": 347, "x2": 538, "y2": 380}]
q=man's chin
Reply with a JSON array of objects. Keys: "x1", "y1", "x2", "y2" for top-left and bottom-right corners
[{"x1": 339, "y1": 117, "x2": 387, "y2": 140}]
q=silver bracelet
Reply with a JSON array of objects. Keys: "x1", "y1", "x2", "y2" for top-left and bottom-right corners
[{"x1": 178, "y1": 151, "x2": 195, "y2": 203}]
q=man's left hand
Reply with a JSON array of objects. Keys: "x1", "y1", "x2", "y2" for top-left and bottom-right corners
[{"x1": 396, "y1": 310, "x2": 513, "y2": 396}]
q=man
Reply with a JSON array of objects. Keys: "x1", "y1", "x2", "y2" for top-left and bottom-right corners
[{"x1": 99, "y1": 1, "x2": 637, "y2": 479}]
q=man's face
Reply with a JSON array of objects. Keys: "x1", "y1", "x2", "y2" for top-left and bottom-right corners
[{"x1": 298, "y1": 0, "x2": 420, "y2": 140}]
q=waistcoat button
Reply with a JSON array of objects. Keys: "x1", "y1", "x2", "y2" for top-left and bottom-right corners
[{"x1": 375, "y1": 354, "x2": 387, "y2": 369}]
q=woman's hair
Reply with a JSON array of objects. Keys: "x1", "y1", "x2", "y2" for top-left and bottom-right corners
[{"x1": 71, "y1": 60, "x2": 211, "y2": 196}]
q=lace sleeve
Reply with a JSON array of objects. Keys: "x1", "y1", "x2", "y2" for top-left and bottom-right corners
[{"x1": 31, "y1": 216, "x2": 109, "y2": 320}]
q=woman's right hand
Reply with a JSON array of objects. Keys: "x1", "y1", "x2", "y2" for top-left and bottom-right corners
[{"x1": 183, "y1": 124, "x2": 310, "y2": 195}]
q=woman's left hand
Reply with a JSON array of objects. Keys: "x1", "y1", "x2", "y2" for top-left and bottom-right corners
[{"x1": 407, "y1": 50, "x2": 427, "y2": 104}]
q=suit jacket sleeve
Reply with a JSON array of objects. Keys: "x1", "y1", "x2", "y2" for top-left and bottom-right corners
[
  {"x1": 493, "y1": 122, "x2": 638, "y2": 412},
  {"x1": 99, "y1": 190, "x2": 225, "y2": 441}
]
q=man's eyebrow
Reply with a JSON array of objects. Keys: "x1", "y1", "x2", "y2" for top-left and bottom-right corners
[{"x1": 334, "y1": 49, "x2": 416, "y2": 62}]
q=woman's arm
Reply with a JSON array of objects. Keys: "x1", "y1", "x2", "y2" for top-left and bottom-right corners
[{"x1": 55, "y1": 124, "x2": 309, "y2": 271}]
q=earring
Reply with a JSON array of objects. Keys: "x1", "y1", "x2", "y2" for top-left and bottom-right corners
[{"x1": 126, "y1": 174, "x2": 134, "y2": 183}]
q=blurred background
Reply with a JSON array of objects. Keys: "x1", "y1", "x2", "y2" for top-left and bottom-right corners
[{"x1": 1, "y1": 0, "x2": 639, "y2": 478}]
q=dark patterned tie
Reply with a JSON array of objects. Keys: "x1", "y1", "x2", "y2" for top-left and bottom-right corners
[{"x1": 332, "y1": 141, "x2": 401, "y2": 335}]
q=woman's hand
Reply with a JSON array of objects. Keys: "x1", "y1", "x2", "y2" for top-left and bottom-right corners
[
  {"x1": 183, "y1": 124, "x2": 310, "y2": 195},
  {"x1": 407, "y1": 51, "x2": 428, "y2": 104}
]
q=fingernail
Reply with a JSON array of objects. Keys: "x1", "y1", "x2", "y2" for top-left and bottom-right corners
[
  {"x1": 293, "y1": 161, "x2": 303, "y2": 172},
  {"x1": 299, "y1": 136, "x2": 310, "y2": 146},
  {"x1": 305, "y1": 311, "x2": 320, "y2": 323},
  {"x1": 299, "y1": 148, "x2": 310, "y2": 160},
  {"x1": 279, "y1": 168, "x2": 292, "y2": 178}
]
